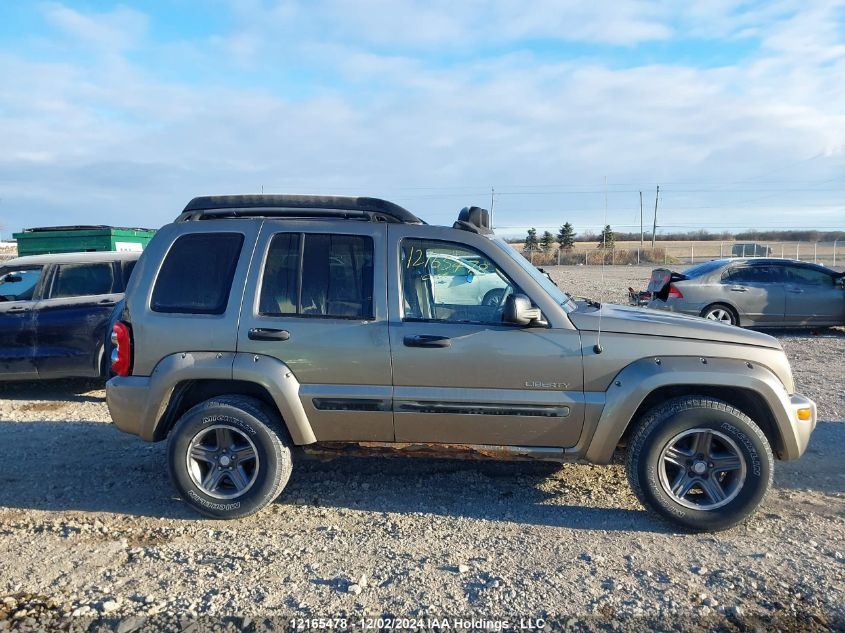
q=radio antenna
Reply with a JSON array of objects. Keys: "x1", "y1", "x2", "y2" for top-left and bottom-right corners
[{"x1": 594, "y1": 176, "x2": 608, "y2": 354}]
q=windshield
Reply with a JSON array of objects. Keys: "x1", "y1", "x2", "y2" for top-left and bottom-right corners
[{"x1": 493, "y1": 239, "x2": 576, "y2": 312}]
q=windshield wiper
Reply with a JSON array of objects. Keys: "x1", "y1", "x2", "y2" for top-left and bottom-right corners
[{"x1": 573, "y1": 296, "x2": 601, "y2": 308}]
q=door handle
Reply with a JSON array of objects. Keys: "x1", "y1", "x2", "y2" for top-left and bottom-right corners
[
  {"x1": 248, "y1": 328, "x2": 291, "y2": 341},
  {"x1": 7, "y1": 306, "x2": 30, "y2": 313},
  {"x1": 787, "y1": 288, "x2": 804, "y2": 294},
  {"x1": 730, "y1": 286, "x2": 747, "y2": 292},
  {"x1": 98, "y1": 299, "x2": 117, "y2": 306},
  {"x1": 404, "y1": 334, "x2": 451, "y2": 348}
]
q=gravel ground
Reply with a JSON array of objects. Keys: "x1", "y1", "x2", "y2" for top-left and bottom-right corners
[{"x1": 1, "y1": 266, "x2": 843, "y2": 632}]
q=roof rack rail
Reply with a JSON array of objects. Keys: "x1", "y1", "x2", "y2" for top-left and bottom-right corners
[{"x1": 175, "y1": 194, "x2": 424, "y2": 224}]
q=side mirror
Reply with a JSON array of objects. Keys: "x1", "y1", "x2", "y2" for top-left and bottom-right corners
[{"x1": 504, "y1": 293, "x2": 543, "y2": 326}]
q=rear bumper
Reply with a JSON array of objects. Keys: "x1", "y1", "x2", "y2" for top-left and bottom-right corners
[
  {"x1": 647, "y1": 299, "x2": 702, "y2": 316},
  {"x1": 106, "y1": 375, "x2": 159, "y2": 441}
]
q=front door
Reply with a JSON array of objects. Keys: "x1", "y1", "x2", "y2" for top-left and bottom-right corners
[
  {"x1": 236, "y1": 222, "x2": 394, "y2": 441},
  {"x1": 0, "y1": 264, "x2": 44, "y2": 378},
  {"x1": 388, "y1": 228, "x2": 584, "y2": 447},
  {"x1": 783, "y1": 264, "x2": 845, "y2": 326},
  {"x1": 34, "y1": 261, "x2": 122, "y2": 378}
]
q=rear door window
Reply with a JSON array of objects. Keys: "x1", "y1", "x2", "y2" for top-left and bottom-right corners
[
  {"x1": 259, "y1": 233, "x2": 374, "y2": 319},
  {"x1": 152, "y1": 233, "x2": 244, "y2": 314},
  {"x1": 51, "y1": 263, "x2": 115, "y2": 298},
  {"x1": 0, "y1": 266, "x2": 43, "y2": 301}
]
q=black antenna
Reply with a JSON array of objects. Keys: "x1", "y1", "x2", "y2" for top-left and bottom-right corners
[{"x1": 594, "y1": 176, "x2": 608, "y2": 354}]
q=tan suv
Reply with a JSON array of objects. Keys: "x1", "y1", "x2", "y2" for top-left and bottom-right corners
[{"x1": 106, "y1": 195, "x2": 817, "y2": 531}]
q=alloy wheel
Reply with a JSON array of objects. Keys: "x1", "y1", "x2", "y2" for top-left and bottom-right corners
[
  {"x1": 658, "y1": 428, "x2": 747, "y2": 510},
  {"x1": 704, "y1": 308, "x2": 733, "y2": 324},
  {"x1": 186, "y1": 424, "x2": 260, "y2": 499}
]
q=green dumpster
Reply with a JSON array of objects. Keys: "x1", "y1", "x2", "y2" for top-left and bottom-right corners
[{"x1": 13, "y1": 226, "x2": 156, "y2": 256}]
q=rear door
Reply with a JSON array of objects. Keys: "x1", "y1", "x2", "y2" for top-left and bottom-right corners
[
  {"x1": 783, "y1": 265, "x2": 845, "y2": 325},
  {"x1": 34, "y1": 260, "x2": 122, "y2": 377},
  {"x1": 721, "y1": 264, "x2": 785, "y2": 326},
  {"x1": 0, "y1": 265, "x2": 45, "y2": 377},
  {"x1": 236, "y1": 222, "x2": 394, "y2": 441}
]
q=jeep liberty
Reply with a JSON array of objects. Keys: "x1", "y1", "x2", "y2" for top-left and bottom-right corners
[{"x1": 106, "y1": 195, "x2": 817, "y2": 531}]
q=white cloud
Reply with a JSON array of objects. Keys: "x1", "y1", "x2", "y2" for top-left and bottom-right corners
[
  {"x1": 0, "y1": 2, "x2": 844, "y2": 232},
  {"x1": 41, "y1": 3, "x2": 148, "y2": 52}
]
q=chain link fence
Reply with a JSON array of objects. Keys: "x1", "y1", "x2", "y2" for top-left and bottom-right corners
[{"x1": 522, "y1": 240, "x2": 842, "y2": 269}]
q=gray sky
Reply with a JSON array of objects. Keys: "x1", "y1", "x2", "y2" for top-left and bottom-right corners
[{"x1": 1, "y1": 1, "x2": 844, "y2": 238}]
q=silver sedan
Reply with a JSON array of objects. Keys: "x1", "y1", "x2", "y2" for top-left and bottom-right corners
[{"x1": 647, "y1": 258, "x2": 845, "y2": 328}]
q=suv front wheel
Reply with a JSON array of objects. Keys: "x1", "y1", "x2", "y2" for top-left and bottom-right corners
[
  {"x1": 626, "y1": 396, "x2": 773, "y2": 532},
  {"x1": 167, "y1": 395, "x2": 293, "y2": 519}
]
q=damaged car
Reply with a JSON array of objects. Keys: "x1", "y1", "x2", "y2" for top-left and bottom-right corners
[{"x1": 646, "y1": 258, "x2": 845, "y2": 328}]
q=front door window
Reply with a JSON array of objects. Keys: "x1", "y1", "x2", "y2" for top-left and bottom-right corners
[{"x1": 401, "y1": 239, "x2": 517, "y2": 324}]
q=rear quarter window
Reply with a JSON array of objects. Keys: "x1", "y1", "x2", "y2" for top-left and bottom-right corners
[{"x1": 151, "y1": 233, "x2": 244, "y2": 315}]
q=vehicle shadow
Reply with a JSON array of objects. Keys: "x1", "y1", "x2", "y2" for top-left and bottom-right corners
[
  {"x1": 0, "y1": 378, "x2": 104, "y2": 403},
  {"x1": 765, "y1": 325, "x2": 845, "y2": 338},
  {"x1": 775, "y1": 421, "x2": 845, "y2": 494},
  {"x1": 0, "y1": 419, "x2": 840, "y2": 526},
  {"x1": 0, "y1": 419, "x2": 657, "y2": 529}
]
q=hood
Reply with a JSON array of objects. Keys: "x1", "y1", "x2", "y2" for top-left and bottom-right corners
[{"x1": 568, "y1": 302, "x2": 782, "y2": 349}]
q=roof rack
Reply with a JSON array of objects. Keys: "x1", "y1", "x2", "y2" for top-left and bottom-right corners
[
  {"x1": 19, "y1": 225, "x2": 155, "y2": 233},
  {"x1": 175, "y1": 194, "x2": 424, "y2": 224}
]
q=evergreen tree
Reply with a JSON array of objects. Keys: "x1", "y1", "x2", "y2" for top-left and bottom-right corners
[
  {"x1": 557, "y1": 222, "x2": 575, "y2": 250},
  {"x1": 597, "y1": 224, "x2": 615, "y2": 249},
  {"x1": 540, "y1": 230, "x2": 556, "y2": 253},
  {"x1": 524, "y1": 227, "x2": 539, "y2": 251}
]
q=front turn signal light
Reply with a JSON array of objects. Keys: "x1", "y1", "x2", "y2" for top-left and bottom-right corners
[{"x1": 796, "y1": 408, "x2": 812, "y2": 421}]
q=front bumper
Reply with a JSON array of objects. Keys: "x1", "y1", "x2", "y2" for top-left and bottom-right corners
[{"x1": 783, "y1": 393, "x2": 817, "y2": 459}]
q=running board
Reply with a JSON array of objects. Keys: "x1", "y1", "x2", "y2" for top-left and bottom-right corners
[{"x1": 301, "y1": 441, "x2": 571, "y2": 462}]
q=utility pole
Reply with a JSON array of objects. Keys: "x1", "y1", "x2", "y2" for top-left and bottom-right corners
[
  {"x1": 639, "y1": 190, "x2": 643, "y2": 264},
  {"x1": 651, "y1": 185, "x2": 660, "y2": 248},
  {"x1": 639, "y1": 191, "x2": 644, "y2": 248},
  {"x1": 490, "y1": 187, "x2": 495, "y2": 228}
]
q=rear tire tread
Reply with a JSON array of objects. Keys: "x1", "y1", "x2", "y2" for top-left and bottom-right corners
[{"x1": 168, "y1": 395, "x2": 292, "y2": 520}]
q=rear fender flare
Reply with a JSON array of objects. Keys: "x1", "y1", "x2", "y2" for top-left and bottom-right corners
[{"x1": 231, "y1": 353, "x2": 316, "y2": 444}]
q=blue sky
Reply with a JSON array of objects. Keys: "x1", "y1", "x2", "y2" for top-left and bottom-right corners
[{"x1": 1, "y1": 1, "x2": 844, "y2": 237}]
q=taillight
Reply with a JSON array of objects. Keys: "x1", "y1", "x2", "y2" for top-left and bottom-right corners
[
  {"x1": 667, "y1": 285, "x2": 684, "y2": 299},
  {"x1": 110, "y1": 322, "x2": 132, "y2": 377}
]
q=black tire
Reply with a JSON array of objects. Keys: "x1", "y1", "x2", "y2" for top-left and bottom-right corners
[
  {"x1": 167, "y1": 395, "x2": 293, "y2": 519},
  {"x1": 700, "y1": 303, "x2": 738, "y2": 326},
  {"x1": 482, "y1": 288, "x2": 505, "y2": 306},
  {"x1": 626, "y1": 396, "x2": 773, "y2": 532}
]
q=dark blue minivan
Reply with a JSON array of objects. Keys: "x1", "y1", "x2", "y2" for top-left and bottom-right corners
[{"x1": 0, "y1": 251, "x2": 139, "y2": 380}]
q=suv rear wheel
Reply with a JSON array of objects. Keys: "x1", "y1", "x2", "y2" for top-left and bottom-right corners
[
  {"x1": 626, "y1": 396, "x2": 773, "y2": 531},
  {"x1": 167, "y1": 395, "x2": 293, "y2": 519}
]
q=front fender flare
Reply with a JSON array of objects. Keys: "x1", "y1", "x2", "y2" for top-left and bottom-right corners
[{"x1": 583, "y1": 356, "x2": 805, "y2": 463}]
